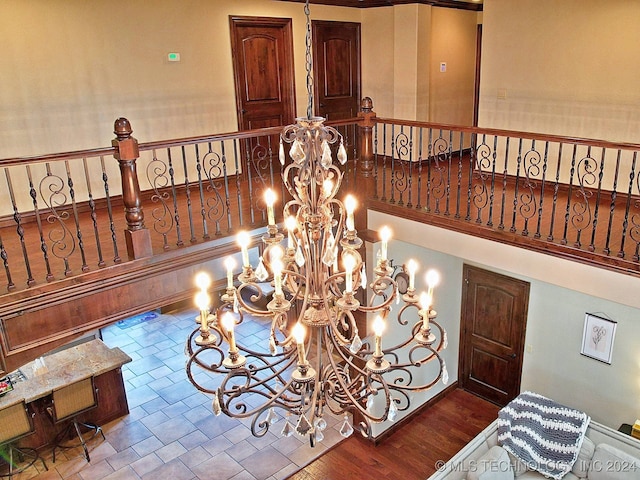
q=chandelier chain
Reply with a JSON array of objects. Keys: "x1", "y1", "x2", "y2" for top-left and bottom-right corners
[{"x1": 304, "y1": 0, "x2": 314, "y2": 119}]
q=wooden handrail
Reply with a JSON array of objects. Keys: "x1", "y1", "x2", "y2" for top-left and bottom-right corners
[{"x1": 376, "y1": 117, "x2": 640, "y2": 151}]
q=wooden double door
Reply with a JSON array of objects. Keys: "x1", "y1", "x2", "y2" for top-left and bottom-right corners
[{"x1": 229, "y1": 17, "x2": 361, "y2": 128}]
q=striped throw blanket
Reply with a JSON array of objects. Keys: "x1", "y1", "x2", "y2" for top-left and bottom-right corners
[{"x1": 497, "y1": 391, "x2": 590, "y2": 480}]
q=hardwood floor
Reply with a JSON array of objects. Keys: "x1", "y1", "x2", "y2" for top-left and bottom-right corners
[{"x1": 289, "y1": 388, "x2": 500, "y2": 480}]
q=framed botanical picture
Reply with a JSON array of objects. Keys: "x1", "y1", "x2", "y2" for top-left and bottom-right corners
[{"x1": 580, "y1": 313, "x2": 617, "y2": 364}]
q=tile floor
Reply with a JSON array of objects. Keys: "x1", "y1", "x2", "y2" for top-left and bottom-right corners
[{"x1": 4, "y1": 308, "x2": 344, "y2": 480}]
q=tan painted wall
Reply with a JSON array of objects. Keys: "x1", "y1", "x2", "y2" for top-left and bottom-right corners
[
  {"x1": 429, "y1": 8, "x2": 477, "y2": 126},
  {"x1": 392, "y1": 4, "x2": 426, "y2": 121},
  {"x1": 0, "y1": 0, "x2": 361, "y2": 158},
  {"x1": 479, "y1": 0, "x2": 640, "y2": 143},
  {"x1": 0, "y1": 1, "x2": 477, "y2": 157},
  {"x1": 361, "y1": 7, "x2": 396, "y2": 118},
  {"x1": 416, "y1": 5, "x2": 432, "y2": 122}
]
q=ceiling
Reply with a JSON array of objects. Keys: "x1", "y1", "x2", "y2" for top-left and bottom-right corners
[{"x1": 279, "y1": 0, "x2": 483, "y2": 11}]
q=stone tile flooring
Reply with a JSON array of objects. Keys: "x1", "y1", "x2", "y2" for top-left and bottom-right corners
[{"x1": 5, "y1": 308, "x2": 344, "y2": 480}]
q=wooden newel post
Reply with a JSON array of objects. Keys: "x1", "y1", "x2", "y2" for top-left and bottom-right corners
[
  {"x1": 112, "y1": 118, "x2": 152, "y2": 260},
  {"x1": 355, "y1": 97, "x2": 377, "y2": 232}
]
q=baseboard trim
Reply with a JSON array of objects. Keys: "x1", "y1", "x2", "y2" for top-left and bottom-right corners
[{"x1": 369, "y1": 381, "x2": 459, "y2": 445}]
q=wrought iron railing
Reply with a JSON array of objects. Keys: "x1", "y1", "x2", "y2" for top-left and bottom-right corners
[
  {"x1": 370, "y1": 116, "x2": 640, "y2": 276},
  {"x1": 0, "y1": 119, "x2": 359, "y2": 293},
  {"x1": 2, "y1": 98, "x2": 639, "y2": 295}
]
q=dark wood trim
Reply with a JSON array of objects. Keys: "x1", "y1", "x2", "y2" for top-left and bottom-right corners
[
  {"x1": 367, "y1": 199, "x2": 640, "y2": 277},
  {"x1": 0, "y1": 231, "x2": 265, "y2": 372},
  {"x1": 473, "y1": 24, "x2": 482, "y2": 127},
  {"x1": 279, "y1": 0, "x2": 483, "y2": 11},
  {"x1": 369, "y1": 381, "x2": 458, "y2": 445}
]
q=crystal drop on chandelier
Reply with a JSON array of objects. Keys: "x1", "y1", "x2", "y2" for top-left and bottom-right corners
[
  {"x1": 289, "y1": 139, "x2": 305, "y2": 163},
  {"x1": 212, "y1": 391, "x2": 221, "y2": 416},
  {"x1": 388, "y1": 400, "x2": 398, "y2": 422},
  {"x1": 279, "y1": 140, "x2": 285, "y2": 166},
  {"x1": 254, "y1": 257, "x2": 268, "y2": 282},
  {"x1": 339, "y1": 415, "x2": 354, "y2": 438},
  {"x1": 360, "y1": 265, "x2": 367, "y2": 289},
  {"x1": 322, "y1": 242, "x2": 337, "y2": 267},
  {"x1": 265, "y1": 407, "x2": 278, "y2": 425},
  {"x1": 295, "y1": 414, "x2": 313, "y2": 436},
  {"x1": 269, "y1": 335, "x2": 277, "y2": 355},
  {"x1": 337, "y1": 142, "x2": 347, "y2": 165},
  {"x1": 442, "y1": 362, "x2": 449, "y2": 385},
  {"x1": 443, "y1": 331, "x2": 448, "y2": 350},
  {"x1": 321, "y1": 141, "x2": 332, "y2": 169},
  {"x1": 281, "y1": 419, "x2": 294, "y2": 437},
  {"x1": 294, "y1": 244, "x2": 305, "y2": 266},
  {"x1": 315, "y1": 428, "x2": 324, "y2": 442},
  {"x1": 315, "y1": 417, "x2": 327, "y2": 431},
  {"x1": 349, "y1": 333, "x2": 363, "y2": 354},
  {"x1": 366, "y1": 394, "x2": 375, "y2": 414}
]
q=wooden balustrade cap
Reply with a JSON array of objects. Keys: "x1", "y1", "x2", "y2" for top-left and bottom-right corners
[{"x1": 114, "y1": 118, "x2": 133, "y2": 140}]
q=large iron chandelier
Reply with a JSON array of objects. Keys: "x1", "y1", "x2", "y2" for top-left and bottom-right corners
[{"x1": 184, "y1": 0, "x2": 447, "y2": 446}]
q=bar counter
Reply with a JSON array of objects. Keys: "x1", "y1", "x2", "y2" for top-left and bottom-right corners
[{"x1": 0, "y1": 339, "x2": 131, "y2": 449}]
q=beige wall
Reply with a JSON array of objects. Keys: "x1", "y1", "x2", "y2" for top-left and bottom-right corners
[
  {"x1": 429, "y1": 8, "x2": 477, "y2": 126},
  {"x1": 0, "y1": 0, "x2": 361, "y2": 158},
  {"x1": 0, "y1": 1, "x2": 476, "y2": 159},
  {"x1": 479, "y1": 0, "x2": 640, "y2": 143},
  {"x1": 361, "y1": 5, "x2": 477, "y2": 124}
]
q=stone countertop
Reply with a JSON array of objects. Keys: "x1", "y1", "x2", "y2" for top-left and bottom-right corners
[{"x1": 0, "y1": 339, "x2": 131, "y2": 409}]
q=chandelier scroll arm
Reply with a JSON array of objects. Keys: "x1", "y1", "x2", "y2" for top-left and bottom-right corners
[
  {"x1": 328, "y1": 309, "x2": 359, "y2": 347},
  {"x1": 231, "y1": 286, "x2": 275, "y2": 317},
  {"x1": 387, "y1": 351, "x2": 446, "y2": 394},
  {"x1": 218, "y1": 371, "x2": 303, "y2": 420},
  {"x1": 321, "y1": 329, "x2": 392, "y2": 424}
]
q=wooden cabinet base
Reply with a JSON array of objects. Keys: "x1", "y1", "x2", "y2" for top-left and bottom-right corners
[{"x1": 19, "y1": 368, "x2": 129, "y2": 451}]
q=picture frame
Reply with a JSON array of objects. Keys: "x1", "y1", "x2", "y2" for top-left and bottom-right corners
[
  {"x1": 580, "y1": 313, "x2": 617, "y2": 364},
  {"x1": 0, "y1": 375, "x2": 13, "y2": 396}
]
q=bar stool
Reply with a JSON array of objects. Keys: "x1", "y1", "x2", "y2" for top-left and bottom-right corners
[
  {"x1": 0, "y1": 399, "x2": 48, "y2": 477},
  {"x1": 47, "y1": 377, "x2": 104, "y2": 463}
]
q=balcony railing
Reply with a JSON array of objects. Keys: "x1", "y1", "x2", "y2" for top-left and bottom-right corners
[
  {"x1": 0, "y1": 119, "x2": 359, "y2": 293},
  {"x1": 369, "y1": 115, "x2": 640, "y2": 277},
  {"x1": 2, "y1": 98, "x2": 640, "y2": 372},
  {"x1": 1, "y1": 98, "x2": 640, "y2": 297}
]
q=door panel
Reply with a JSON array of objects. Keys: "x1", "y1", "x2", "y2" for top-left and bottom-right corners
[
  {"x1": 460, "y1": 265, "x2": 529, "y2": 406},
  {"x1": 229, "y1": 16, "x2": 295, "y2": 190},
  {"x1": 312, "y1": 20, "x2": 361, "y2": 121},
  {"x1": 230, "y1": 16, "x2": 296, "y2": 131}
]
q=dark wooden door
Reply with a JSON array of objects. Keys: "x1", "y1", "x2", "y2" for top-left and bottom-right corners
[
  {"x1": 229, "y1": 16, "x2": 296, "y2": 131},
  {"x1": 460, "y1": 265, "x2": 529, "y2": 406},
  {"x1": 312, "y1": 20, "x2": 361, "y2": 120}
]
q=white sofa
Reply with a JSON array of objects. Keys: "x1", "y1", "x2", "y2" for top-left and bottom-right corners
[{"x1": 429, "y1": 419, "x2": 640, "y2": 480}]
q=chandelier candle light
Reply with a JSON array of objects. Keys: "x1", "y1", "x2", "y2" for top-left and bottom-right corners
[{"x1": 185, "y1": 0, "x2": 447, "y2": 446}]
